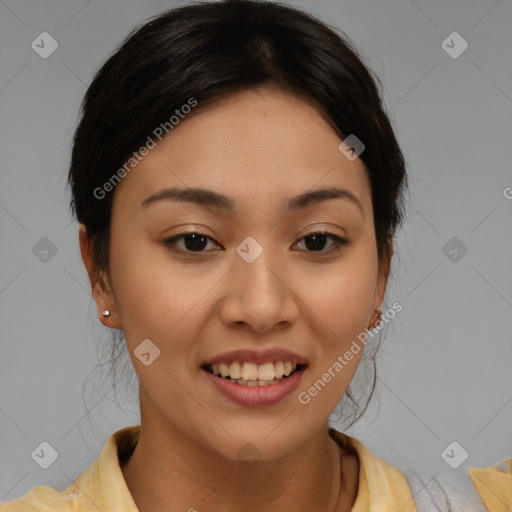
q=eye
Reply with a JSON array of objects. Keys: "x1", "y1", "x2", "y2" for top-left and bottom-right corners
[
  {"x1": 163, "y1": 231, "x2": 221, "y2": 253},
  {"x1": 294, "y1": 230, "x2": 349, "y2": 253},
  {"x1": 163, "y1": 230, "x2": 349, "y2": 255}
]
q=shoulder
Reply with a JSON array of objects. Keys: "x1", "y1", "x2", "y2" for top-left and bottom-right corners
[
  {"x1": 1, "y1": 425, "x2": 141, "y2": 512},
  {"x1": 0, "y1": 485, "x2": 79, "y2": 512},
  {"x1": 467, "y1": 458, "x2": 512, "y2": 511},
  {"x1": 329, "y1": 429, "x2": 512, "y2": 512},
  {"x1": 403, "y1": 459, "x2": 512, "y2": 512}
]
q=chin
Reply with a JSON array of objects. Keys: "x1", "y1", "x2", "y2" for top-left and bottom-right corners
[{"x1": 198, "y1": 421, "x2": 315, "y2": 464}]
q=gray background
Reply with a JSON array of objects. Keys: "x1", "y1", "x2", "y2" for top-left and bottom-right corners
[{"x1": 1, "y1": 0, "x2": 511, "y2": 502}]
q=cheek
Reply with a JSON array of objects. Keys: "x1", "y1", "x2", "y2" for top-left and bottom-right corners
[
  {"x1": 108, "y1": 231, "x2": 186, "y2": 342},
  {"x1": 295, "y1": 246, "x2": 378, "y2": 407},
  {"x1": 108, "y1": 231, "x2": 226, "y2": 386},
  {"x1": 300, "y1": 250, "x2": 378, "y2": 342}
]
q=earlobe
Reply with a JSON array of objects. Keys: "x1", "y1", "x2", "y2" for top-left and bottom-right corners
[
  {"x1": 369, "y1": 241, "x2": 393, "y2": 329},
  {"x1": 95, "y1": 281, "x2": 121, "y2": 328},
  {"x1": 78, "y1": 224, "x2": 121, "y2": 328},
  {"x1": 368, "y1": 306, "x2": 382, "y2": 330}
]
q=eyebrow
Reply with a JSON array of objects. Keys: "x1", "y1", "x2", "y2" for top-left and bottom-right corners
[{"x1": 141, "y1": 185, "x2": 364, "y2": 217}]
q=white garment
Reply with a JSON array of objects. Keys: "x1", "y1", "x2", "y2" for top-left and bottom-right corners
[{"x1": 404, "y1": 469, "x2": 488, "y2": 512}]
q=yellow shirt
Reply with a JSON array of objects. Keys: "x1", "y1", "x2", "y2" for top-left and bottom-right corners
[{"x1": 1, "y1": 424, "x2": 510, "y2": 511}]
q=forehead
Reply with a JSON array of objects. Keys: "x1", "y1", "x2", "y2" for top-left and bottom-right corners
[{"x1": 112, "y1": 88, "x2": 372, "y2": 214}]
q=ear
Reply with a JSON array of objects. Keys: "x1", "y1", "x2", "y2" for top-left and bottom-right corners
[
  {"x1": 79, "y1": 224, "x2": 121, "y2": 328},
  {"x1": 368, "y1": 240, "x2": 393, "y2": 329}
]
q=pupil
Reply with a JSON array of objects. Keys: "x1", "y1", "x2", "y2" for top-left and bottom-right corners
[
  {"x1": 306, "y1": 233, "x2": 327, "y2": 251},
  {"x1": 184, "y1": 233, "x2": 207, "y2": 251}
]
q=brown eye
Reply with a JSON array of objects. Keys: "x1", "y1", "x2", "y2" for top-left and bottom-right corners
[
  {"x1": 163, "y1": 230, "x2": 349, "y2": 255},
  {"x1": 294, "y1": 231, "x2": 349, "y2": 253},
  {"x1": 163, "y1": 232, "x2": 220, "y2": 253}
]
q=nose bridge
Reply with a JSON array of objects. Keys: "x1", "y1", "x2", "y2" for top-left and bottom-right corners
[
  {"x1": 219, "y1": 234, "x2": 299, "y2": 331},
  {"x1": 234, "y1": 235, "x2": 286, "y2": 298}
]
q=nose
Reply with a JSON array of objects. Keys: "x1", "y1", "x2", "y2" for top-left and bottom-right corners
[{"x1": 217, "y1": 247, "x2": 300, "y2": 334}]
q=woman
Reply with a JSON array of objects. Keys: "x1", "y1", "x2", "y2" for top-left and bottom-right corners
[{"x1": 1, "y1": 1, "x2": 510, "y2": 511}]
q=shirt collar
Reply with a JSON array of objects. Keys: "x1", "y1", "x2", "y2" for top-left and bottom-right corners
[
  {"x1": 329, "y1": 428, "x2": 417, "y2": 511},
  {"x1": 72, "y1": 424, "x2": 416, "y2": 512},
  {"x1": 72, "y1": 424, "x2": 141, "y2": 511}
]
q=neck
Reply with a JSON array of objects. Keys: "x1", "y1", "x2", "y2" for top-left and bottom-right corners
[{"x1": 120, "y1": 402, "x2": 355, "y2": 512}]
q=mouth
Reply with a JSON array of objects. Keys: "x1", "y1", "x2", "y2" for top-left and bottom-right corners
[{"x1": 201, "y1": 361, "x2": 308, "y2": 387}]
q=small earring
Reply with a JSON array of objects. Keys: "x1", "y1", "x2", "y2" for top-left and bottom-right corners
[
  {"x1": 102, "y1": 310, "x2": 110, "y2": 317},
  {"x1": 368, "y1": 307, "x2": 382, "y2": 331}
]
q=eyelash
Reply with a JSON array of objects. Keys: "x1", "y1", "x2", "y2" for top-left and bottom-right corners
[{"x1": 162, "y1": 230, "x2": 349, "y2": 256}]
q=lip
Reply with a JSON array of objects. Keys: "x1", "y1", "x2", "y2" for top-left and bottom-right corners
[
  {"x1": 202, "y1": 365, "x2": 307, "y2": 407},
  {"x1": 201, "y1": 348, "x2": 309, "y2": 366}
]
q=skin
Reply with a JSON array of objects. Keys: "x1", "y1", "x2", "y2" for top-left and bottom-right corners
[{"x1": 79, "y1": 87, "x2": 391, "y2": 512}]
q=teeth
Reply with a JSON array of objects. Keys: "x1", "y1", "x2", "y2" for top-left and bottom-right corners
[
  {"x1": 274, "y1": 361, "x2": 284, "y2": 378},
  {"x1": 229, "y1": 361, "x2": 242, "y2": 379},
  {"x1": 208, "y1": 361, "x2": 300, "y2": 381},
  {"x1": 219, "y1": 363, "x2": 230, "y2": 378},
  {"x1": 236, "y1": 379, "x2": 282, "y2": 387},
  {"x1": 257, "y1": 362, "x2": 275, "y2": 381},
  {"x1": 241, "y1": 362, "x2": 258, "y2": 381}
]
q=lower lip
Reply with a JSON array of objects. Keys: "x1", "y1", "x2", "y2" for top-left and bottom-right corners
[{"x1": 202, "y1": 367, "x2": 306, "y2": 407}]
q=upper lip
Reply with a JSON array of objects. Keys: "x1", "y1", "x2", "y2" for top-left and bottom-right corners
[{"x1": 201, "y1": 348, "x2": 309, "y2": 366}]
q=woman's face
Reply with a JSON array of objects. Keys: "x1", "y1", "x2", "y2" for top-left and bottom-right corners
[{"x1": 86, "y1": 87, "x2": 388, "y2": 461}]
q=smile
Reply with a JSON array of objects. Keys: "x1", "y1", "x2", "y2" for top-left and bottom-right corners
[
  {"x1": 203, "y1": 361, "x2": 307, "y2": 386},
  {"x1": 202, "y1": 362, "x2": 308, "y2": 407}
]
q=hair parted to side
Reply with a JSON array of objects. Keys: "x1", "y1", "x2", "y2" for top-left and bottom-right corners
[{"x1": 68, "y1": 0, "x2": 409, "y2": 429}]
